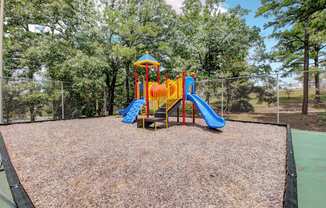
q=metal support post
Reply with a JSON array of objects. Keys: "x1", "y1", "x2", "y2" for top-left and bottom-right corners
[
  {"x1": 276, "y1": 73, "x2": 280, "y2": 123},
  {"x1": 0, "y1": 0, "x2": 4, "y2": 124},
  {"x1": 61, "y1": 81, "x2": 64, "y2": 120}
]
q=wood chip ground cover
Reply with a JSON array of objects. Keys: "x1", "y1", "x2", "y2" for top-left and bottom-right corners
[{"x1": 0, "y1": 117, "x2": 286, "y2": 208}]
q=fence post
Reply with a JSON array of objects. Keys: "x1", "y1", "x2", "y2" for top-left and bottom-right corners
[
  {"x1": 276, "y1": 73, "x2": 280, "y2": 124},
  {"x1": 221, "y1": 77, "x2": 224, "y2": 117},
  {"x1": 61, "y1": 81, "x2": 64, "y2": 120},
  {"x1": 0, "y1": 0, "x2": 4, "y2": 124}
]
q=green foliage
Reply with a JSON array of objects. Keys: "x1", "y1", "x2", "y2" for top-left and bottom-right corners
[
  {"x1": 3, "y1": 80, "x2": 55, "y2": 122},
  {"x1": 254, "y1": 77, "x2": 277, "y2": 106},
  {"x1": 257, "y1": 0, "x2": 326, "y2": 114},
  {"x1": 175, "y1": 0, "x2": 267, "y2": 78},
  {"x1": 226, "y1": 79, "x2": 255, "y2": 112},
  {"x1": 4, "y1": 0, "x2": 275, "y2": 121}
]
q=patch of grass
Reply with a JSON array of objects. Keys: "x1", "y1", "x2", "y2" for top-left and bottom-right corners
[
  {"x1": 317, "y1": 112, "x2": 326, "y2": 126},
  {"x1": 280, "y1": 88, "x2": 326, "y2": 100},
  {"x1": 320, "y1": 94, "x2": 326, "y2": 102}
]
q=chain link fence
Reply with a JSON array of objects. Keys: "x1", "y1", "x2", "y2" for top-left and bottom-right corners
[
  {"x1": 278, "y1": 71, "x2": 326, "y2": 130},
  {"x1": 196, "y1": 70, "x2": 326, "y2": 131},
  {"x1": 1, "y1": 77, "x2": 108, "y2": 123},
  {"x1": 1, "y1": 71, "x2": 325, "y2": 131},
  {"x1": 2, "y1": 78, "x2": 61, "y2": 123}
]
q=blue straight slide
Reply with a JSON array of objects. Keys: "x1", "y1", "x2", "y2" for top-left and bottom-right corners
[
  {"x1": 187, "y1": 93, "x2": 225, "y2": 129},
  {"x1": 122, "y1": 99, "x2": 145, "y2": 124},
  {"x1": 118, "y1": 99, "x2": 136, "y2": 116}
]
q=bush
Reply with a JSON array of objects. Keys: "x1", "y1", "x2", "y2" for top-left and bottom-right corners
[{"x1": 230, "y1": 100, "x2": 254, "y2": 112}]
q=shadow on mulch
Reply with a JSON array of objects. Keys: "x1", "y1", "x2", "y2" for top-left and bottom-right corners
[{"x1": 142, "y1": 120, "x2": 224, "y2": 133}]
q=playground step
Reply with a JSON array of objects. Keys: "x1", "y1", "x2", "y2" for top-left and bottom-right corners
[
  {"x1": 154, "y1": 112, "x2": 166, "y2": 118},
  {"x1": 157, "y1": 106, "x2": 166, "y2": 111},
  {"x1": 154, "y1": 99, "x2": 181, "y2": 118},
  {"x1": 137, "y1": 117, "x2": 165, "y2": 129}
]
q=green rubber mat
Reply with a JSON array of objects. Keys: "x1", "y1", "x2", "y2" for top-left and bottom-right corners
[
  {"x1": 292, "y1": 129, "x2": 326, "y2": 208},
  {"x1": 0, "y1": 155, "x2": 16, "y2": 208}
]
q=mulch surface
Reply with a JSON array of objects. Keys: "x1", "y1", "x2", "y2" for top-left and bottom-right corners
[{"x1": 0, "y1": 117, "x2": 286, "y2": 208}]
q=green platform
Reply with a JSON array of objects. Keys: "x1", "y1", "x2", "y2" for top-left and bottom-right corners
[{"x1": 292, "y1": 129, "x2": 326, "y2": 208}]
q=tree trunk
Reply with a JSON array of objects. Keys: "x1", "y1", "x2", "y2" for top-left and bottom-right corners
[
  {"x1": 125, "y1": 61, "x2": 131, "y2": 104},
  {"x1": 106, "y1": 67, "x2": 119, "y2": 115},
  {"x1": 205, "y1": 67, "x2": 211, "y2": 104},
  {"x1": 29, "y1": 76, "x2": 36, "y2": 121},
  {"x1": 108, "y1": 74, "x2": 117, "y2": 115},
  {"x1": 52, "y1": 81, "x2": 58, "y2": 120},
  {"x1": 95, "y1": 99, "x2": 99, "y2": 116},
  {"x1": 313, "y1": 46, "x2": 320, "y2": 103},
  {"x1": 302, "y1": 20, "x2": 309, "y2": 115},
  {"x1": 205, "y1": 91, "x2": 210, "y2": 104},
  {"x1": 225, "y1": 79, "x2": 231, "y2": 111},
  {"x1": 30, "y1": 105, "x2": 35, "y2": 122}
]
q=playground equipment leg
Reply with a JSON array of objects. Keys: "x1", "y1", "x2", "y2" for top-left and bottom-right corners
[
  {"x1": 192, "y1": 73, "x2": 196, "y2": 125},
  {"x1": 145, "y1": 64, "x2": 149, "y2": 117},
  {"x1": 182, "y1": 70, "x2": 186, "y2": 125},
  {"x1": 134, "y1": 66, "x2": 138, "y2": 99},
  {"x1": 177, "y1": 107, "x2": 180, "y2": 123},
  {"x1": 192, "y1": 104, "x2": 195, "y2": 125}
]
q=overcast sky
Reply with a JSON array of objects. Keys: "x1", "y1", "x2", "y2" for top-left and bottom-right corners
[
  {"x1": 164, "y1": 0, "x2": 226, "y2": 13},
  {"x1": 164, "y1": 0, "x2": 184, "y2": 13}
]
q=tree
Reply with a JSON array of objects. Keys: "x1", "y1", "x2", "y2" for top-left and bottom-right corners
[
  {"x1": 3, "y1": 0, "x2": 271, "y2": 122},
  {"x1": 102, "y1": 0, "x2": 177, "y2": 110},
  {"x1": 310, "y1": 11, "x2": 326, "y2": 103},
  {"x1": 178, "y1": 1, "x2": 263, "y2": 77},
  {"x1": 4, "y1": 0, "x2": 50, "y2": 121},
  {"x1": 4, "y1": 0, "x2": 108, "y2": 120},
  {"x1": 282, "y1": 82, "x2": 294, "y2": 99},
  {"x1": 176, "y1": 0, "x2": 268, "y2": 107},
  {"x1": 254, "y1": 76, "x2": 277, "y2": 106},
  {"x1": 257, "y1": 0, "x2": 326, "y2": 114}
]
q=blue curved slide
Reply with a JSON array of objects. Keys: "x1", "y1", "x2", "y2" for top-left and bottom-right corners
[
  {"x1": 122, "y1": 99, "x2": 145, "y2": 124},
  {"x1": 187, "y1": 93, "x2": 225, "y2": 129}
]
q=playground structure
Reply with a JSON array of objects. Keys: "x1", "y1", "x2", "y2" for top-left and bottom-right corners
[{"x1": 120, "y1": 52, "x2": 225, "y2": 129}]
